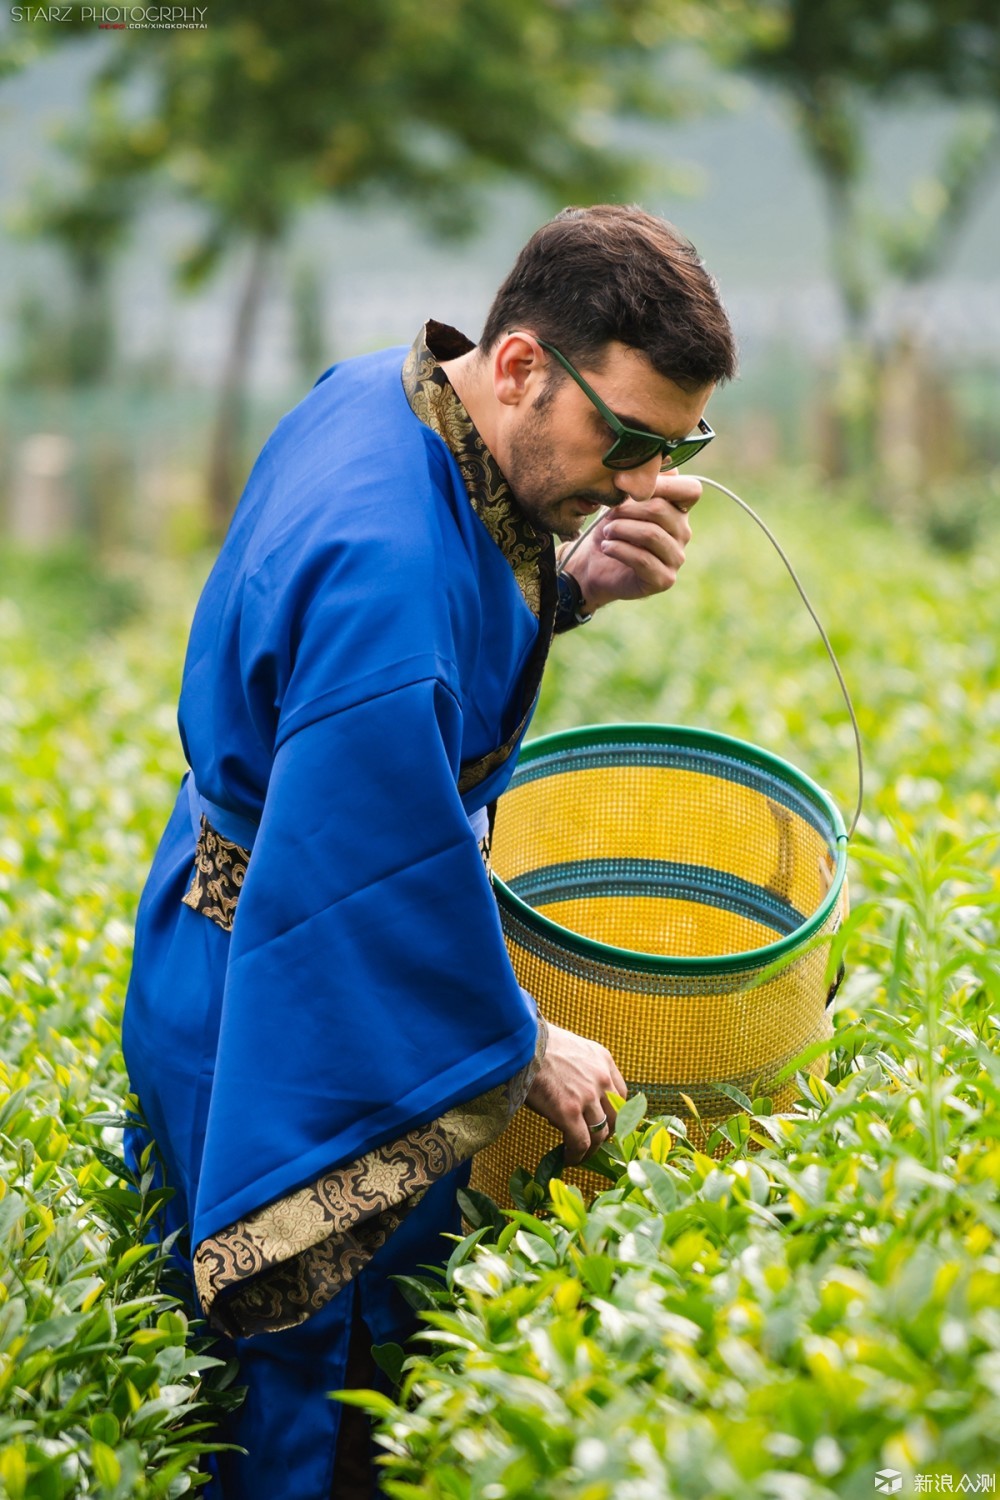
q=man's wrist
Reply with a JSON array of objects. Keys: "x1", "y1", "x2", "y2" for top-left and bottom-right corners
[{"x1": 554, "y1": 570, "x2": 593, "y2": 633}]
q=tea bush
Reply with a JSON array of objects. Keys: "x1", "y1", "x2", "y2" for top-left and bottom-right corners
[
  {"x1": 1, "y1": 473, "x2": 998, "y2": 1497},
  {"x1": 0, "y1": 557, "x2": 236, "y2": 1498},
  {"x1": 355, "y1": 834, "x2": 1000, "y2": 1499}
]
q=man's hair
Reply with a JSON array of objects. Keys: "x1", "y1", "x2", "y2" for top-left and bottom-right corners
[{"x1": 479, "y1": 204, "x2": 737, "y2": 391}]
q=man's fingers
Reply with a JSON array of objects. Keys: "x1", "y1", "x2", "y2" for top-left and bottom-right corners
[
  {"x1": 565, "y1": 1124, "x2": 594, "y2": 1165},
  {"x1": 566, "y1": 1107, "x2": 607, "y2": 1165},
  {"x1": 577, "y1": 1073, "x2": 625, "y2": 1162},
  {"x1": 600, "y1": 537, "x2": 683, "y2": 594},
  {"x1": 601, "y1": 505, "x2": 693, "y2": 554},
  {"x1": 569, "y1": 1108, "x2": 610, "y2": 1164},
  {"x1": 599, "y1": 505, "x2": 691, "y2": 591},
  {"x1": 659, "y1": 471, "x2": 703, "y2": 510},
  {"x1": 522, "y1": 1025, "x2": 628, "y2": 1163},
  {"x1": 602, "y1": 517, "x2": 690, "y2": 560}
]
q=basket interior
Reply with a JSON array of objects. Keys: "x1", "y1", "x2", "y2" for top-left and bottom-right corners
[{"x1": 492, "y1": 736, "x2": 841, "y2": 961}]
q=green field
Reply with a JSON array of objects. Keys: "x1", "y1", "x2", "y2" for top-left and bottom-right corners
[{"x1": 1, "y1": 475, "x2": 998, "y2": 1498}]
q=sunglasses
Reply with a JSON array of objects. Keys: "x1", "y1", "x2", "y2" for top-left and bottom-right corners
[{"x1": 536, "y1": 338, "x2": 715, "y2": 472}]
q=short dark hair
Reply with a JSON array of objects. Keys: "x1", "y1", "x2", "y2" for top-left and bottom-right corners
[{"x1": 480, "y1": 204, "x2": 737, "y2": 391}]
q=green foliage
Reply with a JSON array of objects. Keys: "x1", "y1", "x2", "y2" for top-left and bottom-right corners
[
  {"x1": 2, "y1": 484, "x2": 999, "y2": 1493},
  {"x1": 0, "y1": 560, "x2": 232, "y2": 1498},
  {"x1": 362, "y1": 830, "x2": 1000, "y2": 1496},
  {"x1": 0, "y1": 548, "x2": 144, "y2": 642},
  {"x1": 0, "y1": 1102, "x2": 232, "y2": 1499}
]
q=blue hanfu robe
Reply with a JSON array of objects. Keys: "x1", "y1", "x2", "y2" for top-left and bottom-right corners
[{"x1": 122, "y1": 323, "x2": 558, "y2": 1497}]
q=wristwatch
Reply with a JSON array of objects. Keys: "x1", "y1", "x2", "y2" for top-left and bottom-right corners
[{"x1": 554, "y1": 570, "x2": 593, "y2": 633}]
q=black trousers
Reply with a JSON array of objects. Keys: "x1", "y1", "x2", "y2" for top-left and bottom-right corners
[{"x1": 330, "y1": 1285, "x2": 380, "y2": 1499}]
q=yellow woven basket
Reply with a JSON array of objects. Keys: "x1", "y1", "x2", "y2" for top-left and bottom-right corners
[{"x1": 470, "y1": 723, "x2": 849, "y2": 1205}]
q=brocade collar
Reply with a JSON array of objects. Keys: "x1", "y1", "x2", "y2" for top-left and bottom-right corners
[{"x1": 402, "y1": 320, "x2": 554, "y2": 616}]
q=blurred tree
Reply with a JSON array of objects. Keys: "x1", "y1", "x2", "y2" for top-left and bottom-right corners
[
  {"x1": 0, "y1": 15, "x2": 46, "y2": 81},
  {"x1": 52, "y1": 0, "x2": 713, "y2": 535},
  {"x1": 291, "y1": 260, "x2": 326, "y2": 387},
  {"x1": 13, "y1": 181, "x2": 130, "y2": 388},
  {"x1": 734, "y1": 0, "x2": 1000, "y2": 488},
  {"x1": 3, "y1": 33, "x2": 137, "y2": 388}
]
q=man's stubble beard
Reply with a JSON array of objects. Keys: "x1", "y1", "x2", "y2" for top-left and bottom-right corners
[{"x1": 503, "y1": 402, "x2": 614, "y2": 541}]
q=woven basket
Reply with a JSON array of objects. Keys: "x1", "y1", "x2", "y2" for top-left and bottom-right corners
[{"x1": 470, "y1": 723, "x2": 849, "y2": 1205}]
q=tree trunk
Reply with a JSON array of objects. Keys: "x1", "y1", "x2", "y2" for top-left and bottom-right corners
[
  {"x1": 814, "y1": 169, "x2": 881, "y2": 480},
  {"x1": 208, "y1": 234, "x2": 273, "y2": 541},
  {"x1": 823, "y1": 174, "x2": 869, "y2": 345},
  {"x1": 875, "y1": 332, "x2": 959, "y2": 517}
]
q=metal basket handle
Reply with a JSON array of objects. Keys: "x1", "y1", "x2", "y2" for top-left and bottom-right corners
[{"x1": 556, "y1": 476, "x2": 864, "y2": 840}]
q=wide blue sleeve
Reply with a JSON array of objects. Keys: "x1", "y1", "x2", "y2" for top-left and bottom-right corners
[{"x1": 191, "y1": 674, "x2": 539, "y2": 1246}]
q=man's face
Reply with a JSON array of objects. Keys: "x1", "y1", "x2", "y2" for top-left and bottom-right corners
[{"x1": 502, "y1": 341, "x2": 714, "y2": 539}]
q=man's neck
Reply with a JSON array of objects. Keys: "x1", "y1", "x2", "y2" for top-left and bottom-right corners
[{"x1": 439, "y1": 348, "x2": 500, "y2": 456}]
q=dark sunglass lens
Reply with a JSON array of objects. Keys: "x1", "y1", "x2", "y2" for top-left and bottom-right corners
[
  {"x1": 604, "y1": 436, "x2": 664, "y2": 471},
  {"x1": 660, "y1": 434, "x2": 713, "y2": 471},
  {"x1": 659, "y1": 443, "x2": 694, "y2": 471}
]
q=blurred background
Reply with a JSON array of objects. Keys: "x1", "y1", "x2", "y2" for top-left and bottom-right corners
[{"x1": 1, "y1": 0, "x2": 998, "y2": 561}]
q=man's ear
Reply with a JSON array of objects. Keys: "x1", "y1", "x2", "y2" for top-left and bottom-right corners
[{"x1": 491, "y1": 332, "x2": 543, "y2": 409}]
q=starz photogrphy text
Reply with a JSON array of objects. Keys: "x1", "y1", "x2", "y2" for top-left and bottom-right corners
[{"x1": 10, "y1": 5, "x2": 208, "y2": 25}]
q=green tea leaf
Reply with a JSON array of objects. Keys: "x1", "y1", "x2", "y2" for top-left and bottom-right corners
[
  {"x1": 613, "y1": 1091, "x2": 648, "y2": 1143},
  {"x1": 626, "y1": 1158, "x2": 678, "y2": 1213},
  {"x1": 371, "y1": 1342, "x2": 406, "y2": 1386}
]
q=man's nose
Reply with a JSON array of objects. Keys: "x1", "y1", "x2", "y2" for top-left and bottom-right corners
[{"x1": 613, "y1": 455, "x2": 662, "y2": 502}]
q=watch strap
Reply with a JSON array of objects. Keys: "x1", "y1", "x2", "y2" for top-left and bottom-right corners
[{"x1": 554, "y1": 571, "x2": 592, "y2": 633}]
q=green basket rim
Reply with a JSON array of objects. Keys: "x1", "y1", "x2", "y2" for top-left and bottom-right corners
[{"x1": 492, "y1": 722, "x2": 849, "y2": 977}]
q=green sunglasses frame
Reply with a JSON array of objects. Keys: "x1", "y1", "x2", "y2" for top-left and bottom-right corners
[{"x1": 536, "y1": 337, "x2": 714, "y2": 472}]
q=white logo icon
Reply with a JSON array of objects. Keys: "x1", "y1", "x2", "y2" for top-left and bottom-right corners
[{"x1": 875, "y1": 1473, "x2": 903, "y2": 1496}]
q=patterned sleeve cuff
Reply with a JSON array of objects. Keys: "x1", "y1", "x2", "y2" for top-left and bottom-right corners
[{"x1": 193, "y1": 1016, "x2": 552, "y2": 1339}]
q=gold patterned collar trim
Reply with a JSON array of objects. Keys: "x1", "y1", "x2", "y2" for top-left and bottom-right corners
[{"x1": 402, "y1": 320, "x2": 552, "y2": 616}]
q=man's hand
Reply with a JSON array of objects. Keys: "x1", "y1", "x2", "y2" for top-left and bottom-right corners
[
  {"x1": 559, "y1": 471, "x2": 701, "y2": 614},
  {"x1": 524, "y1": 1022, "x2": 627, "y2": 1165}
]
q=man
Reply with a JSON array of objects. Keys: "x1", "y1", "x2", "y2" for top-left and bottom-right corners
[{"x1": 122, "y1": 203, "x2": 737, "y2": 1497}]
